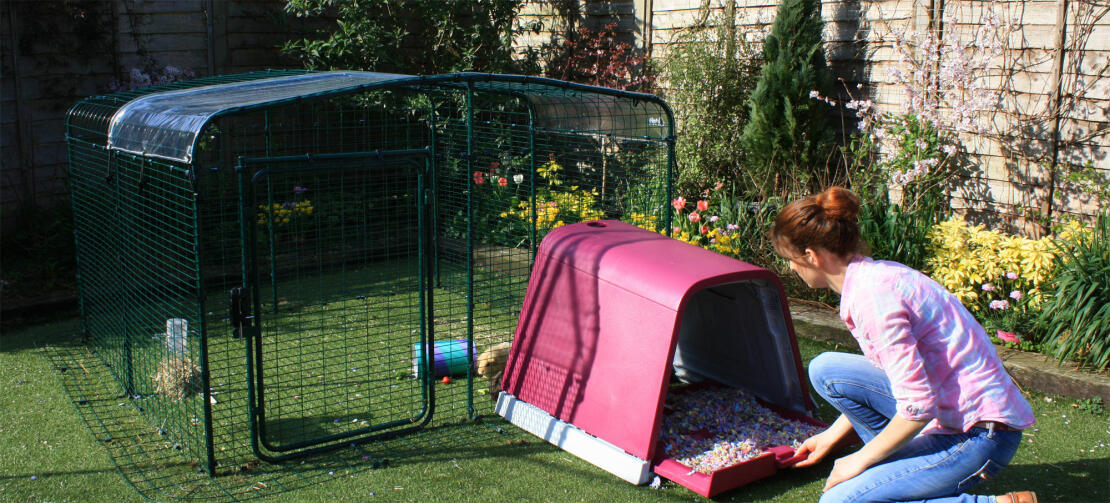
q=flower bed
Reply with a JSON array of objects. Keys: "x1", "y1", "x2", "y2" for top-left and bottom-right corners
[{"x1": 925, "y1": 217, "x2": 1089, "y2": 350}]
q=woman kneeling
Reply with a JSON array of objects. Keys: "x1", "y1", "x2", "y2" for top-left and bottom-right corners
[{"x1": 772, "y1": 187, "x2": 1037, "y2": 503}]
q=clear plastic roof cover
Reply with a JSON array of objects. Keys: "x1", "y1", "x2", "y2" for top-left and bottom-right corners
[
  {"x1": 107, "y1": 72, "x2": 415, "y2": 163},
  {"x1": 107, "y1": 71, "x2": 671, "y2": 164},
  {"x1": 524, "y1": 94, "x2": 668, "y2": 139}
]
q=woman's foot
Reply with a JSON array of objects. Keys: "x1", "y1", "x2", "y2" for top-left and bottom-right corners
[{"x1": 998, "y1": 491, "x2": 1038, "y2": 503}]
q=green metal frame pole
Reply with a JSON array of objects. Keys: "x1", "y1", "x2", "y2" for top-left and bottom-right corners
[
  {"x1": 426, "y1": 94, "x2": 441, "y2": 287},
  {"x1": 236, "y1": 159, "x2": 265, "y2": 461},
  {"x1": 528, "y1": 108, "x2": 537, "y2": 261},
  {"x1": 189, "y1": 167, "x2": 219, "y2": 475},
  {"x1": 113, "y1": 153, "x2": 135, "y2": 395},
  {"x1": 666, "y1": 138, "x2": 675, "y2": 236},
  {"x1": 419, "y1": 156, "x2": 435, "y2": 412},
  {"x1": 465, "y1": 82, "x2": 477, "y2": 418}
]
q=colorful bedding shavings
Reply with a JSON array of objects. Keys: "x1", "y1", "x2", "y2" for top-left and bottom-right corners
[{"x1": 659, "y1": 386, "x2": 822, "y2": 474}]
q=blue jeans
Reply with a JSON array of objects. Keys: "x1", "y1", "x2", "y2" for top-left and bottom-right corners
[{"x1": 809, "y1": 352, "x2": 1022, "y2": 503}]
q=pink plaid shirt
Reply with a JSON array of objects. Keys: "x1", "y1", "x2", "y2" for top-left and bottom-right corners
[{"x1": 839, "y1": 256, "x2": 1035, "y2": 435}]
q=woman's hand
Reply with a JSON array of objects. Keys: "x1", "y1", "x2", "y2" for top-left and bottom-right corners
[
  {"x1": 824, "y1": 451, "x2": 870, "y2": 491},
  {"x1": 794, "y1": 415, "x2": 857, "y2": 468},
  {"x1": 793, "y1": 430, "x2": 838, "y2": 468}
]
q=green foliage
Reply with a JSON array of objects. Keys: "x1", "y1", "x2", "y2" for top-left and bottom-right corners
[
  {"x1": 857, "y1": 199, "x2": 943, "y2": 273},
  {"x1": 663, "y1": 15, "x2": 763, "y2": 193},
  {"x1": 281, "y1": 0, "x2": 532, "y2": 74},
  {"x1": 1061, "y1": 159, "x2": 1110, "y2": 207},
  {"x1": 740, "y1": 0, "x2": 836, "y2": 199},
  {"x1": 1038, "y1": 211, "x2": 1110, "y2": 371},
  {"x1": 851, "y1": 113, "x2": 953, "y2": 214},
  {"x1": 1077, "y1": 397, "x2": 1105, "y2": 415},
  {"x1": 0, "y1": 202, "x2": 76, "y2": 301}
]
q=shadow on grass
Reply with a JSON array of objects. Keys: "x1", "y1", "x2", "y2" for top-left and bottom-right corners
[
  {"x1": 1, "y1": 316, "x2": 82, "y2": 353},
  {"x1": 0, "y1": 467, "x2": 122, "y2": 480},
  {"x1": 38, "y1": 342, "x2": 558, "y2": 502},
  {"x1": 979, "y1": 458, "x2": 1110, "y2": 503}
]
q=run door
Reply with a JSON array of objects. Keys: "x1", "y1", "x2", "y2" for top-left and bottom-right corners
[{"x1": 235, "y1": 150, "x2": 435, "y2": 460}]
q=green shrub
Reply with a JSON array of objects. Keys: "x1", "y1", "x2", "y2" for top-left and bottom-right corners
[
  {"x1": 740, "y1": 0, "x2": 836, "y2": 199},
  {"x1": 662, "y1": 14, "x2": 763, "y2": 193},
  {"x1": 1038, "y1": 212, "x2": 1110, "y2": 371},
  {"x1": 858, "y1": 199, "x2": 943, "y2": 272},
  {"x1": 0, "y1": 202, "x2": 76, "y2": 301},
  {"x1": 281, "y1": 0, "x2": 531, "y2": 74}
]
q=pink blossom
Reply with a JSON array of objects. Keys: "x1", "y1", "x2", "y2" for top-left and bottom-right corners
[
  {"x1": 1009, "y1": 290, "x2": 1022, "y2": 300},
  {"x1": 989, "y1": 299, "x2": 1010, "y2": 310},
  {"x1": 672, "y1": 197, "x2": 687, "y2": 212},
  {"x1": 981, "y1": 283, "x2": 995, "y2": 292},
  {"x1": 688, "y1": 212, "x2": 701, "y2": 223},
  {"x1": 1006, "y1": 271, "x2": 1019, "y2": 280},
  {"x1": 996, "y1": 331, "x2": 1021, "y2": 344}
]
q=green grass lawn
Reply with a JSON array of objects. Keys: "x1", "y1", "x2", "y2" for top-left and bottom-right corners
[{"x1": 2, "y1": 314, "x2": 1108, "y2": 503}]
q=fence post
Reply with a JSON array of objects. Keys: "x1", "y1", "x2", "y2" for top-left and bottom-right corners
[{"x1": 1042, "y1": 0, "x2": 1070, "y2": 235}]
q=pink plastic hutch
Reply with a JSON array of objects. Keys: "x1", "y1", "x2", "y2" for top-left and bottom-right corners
[{"x1": 495, "y1": 220, "x2": 821, "y2": 496}]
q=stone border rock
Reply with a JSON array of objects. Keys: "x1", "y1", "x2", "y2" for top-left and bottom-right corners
[{"x1": 789, "y1": 302, "x2": 1110, "y2": 404}]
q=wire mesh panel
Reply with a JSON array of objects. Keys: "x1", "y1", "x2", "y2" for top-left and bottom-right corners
[
  {"x1": 68, "y1": 138, "x2": 212, "y2": 472},
  {"x1": 430, "y1": 86, "x2": 672, "y2": 426}
]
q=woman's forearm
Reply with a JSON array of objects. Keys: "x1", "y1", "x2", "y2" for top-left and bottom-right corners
[
  {"x1": 826, "y1": 414, "x2": 858, "y2": 443},
  {"x1": 855, "y1": 415, "x2": 928, "y2": 467},
  {"x1": 823, "y1": 415, "x2": 929, "y2": 491}
]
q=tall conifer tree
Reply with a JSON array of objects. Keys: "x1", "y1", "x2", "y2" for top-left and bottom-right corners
[{"x1": 740, "y1": 0, "x2": 835, "y2": 196}]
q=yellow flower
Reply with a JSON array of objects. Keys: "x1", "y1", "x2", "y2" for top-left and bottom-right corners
[{"x1": 924, "y1": 216, "x2": 1064, "y2": 313}]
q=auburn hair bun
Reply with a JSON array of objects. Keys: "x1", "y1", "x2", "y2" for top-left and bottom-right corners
[
  {"x1": 815, "y1": 186, "x2": 860, "y2": 221},
  {"x1": 771, "y1": 186, "x2": 863, "y2": 258}
]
